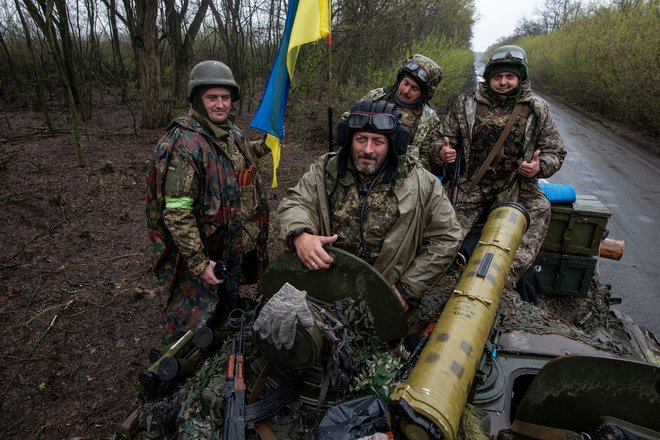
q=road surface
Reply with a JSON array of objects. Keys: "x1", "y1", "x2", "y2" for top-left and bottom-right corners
[{"x1": 540, "y1": 93, "x2": 660, "y2": 336}]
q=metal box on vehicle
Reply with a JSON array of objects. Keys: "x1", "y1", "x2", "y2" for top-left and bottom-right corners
[
  {"x1": 541, "y1": 195, "x2": 611, "y2": 256},
  {"x1": 535, "y1": 251, "x2": 597, "y2": 297}
]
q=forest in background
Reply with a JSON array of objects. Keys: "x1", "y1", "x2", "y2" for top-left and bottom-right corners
[{"x1": 1, "y1": 0, "x2": 656, "y2": 168}]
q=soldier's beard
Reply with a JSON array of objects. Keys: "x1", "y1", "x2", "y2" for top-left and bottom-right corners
[{"x1": 352, "y1": 152, "x2": 386, "y2": 176}]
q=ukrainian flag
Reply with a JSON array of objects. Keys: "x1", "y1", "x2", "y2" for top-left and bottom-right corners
[{"x1": 249, "y1": 0, "x2": 331, "y2": 187}]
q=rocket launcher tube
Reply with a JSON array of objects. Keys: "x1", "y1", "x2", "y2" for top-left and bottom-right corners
[{"x1": 389, "y1": 203, "x2": 529, "y2": 440}]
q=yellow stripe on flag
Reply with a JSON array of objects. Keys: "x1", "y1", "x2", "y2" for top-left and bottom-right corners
[
  {"x1": 286, "y1": 0, "x2": 331, "y2": 78},
  {"x1": 265, "y1": 134, "x2": 281, "y2": 188}
]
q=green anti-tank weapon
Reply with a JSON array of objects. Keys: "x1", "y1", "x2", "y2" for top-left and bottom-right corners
[{"x1": 137, "y1": 325, "x2": 218, "y2": 400}]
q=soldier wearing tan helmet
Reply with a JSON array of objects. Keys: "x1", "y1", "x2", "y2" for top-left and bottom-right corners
[
  {"x1": 146, "y1": 60, "x2": 271, "y2": 346},
  {"x1": 360, "y1": 54, "x2": 444, "y2": 172}
]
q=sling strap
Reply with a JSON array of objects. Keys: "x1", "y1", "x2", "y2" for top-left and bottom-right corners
[{"x1": 465, "y1": 103, "x2": 524, "y2": 195}]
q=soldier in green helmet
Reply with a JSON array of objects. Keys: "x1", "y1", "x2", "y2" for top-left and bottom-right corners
[
  {"x1": 431, "y1": 45, "x2": 567, "y2": 303},
  {"x1": 360, "y1": 54, "x2": 444, "y2": 172},
  {"x1": 146, "y1": 60, "x2": 271, "y2": 346}
]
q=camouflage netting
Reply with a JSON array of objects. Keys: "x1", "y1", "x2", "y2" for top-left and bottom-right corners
[
  {"x1": 498, "y1": 278, "x2": 631, "y2": 357},
  {"x1": 125, "y1": 268, "x2": 631, "y2": 440}
]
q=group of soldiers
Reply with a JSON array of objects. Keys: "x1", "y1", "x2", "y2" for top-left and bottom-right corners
[{"x1": 146, "y1": 45, "x2": 566, "y2": 347}]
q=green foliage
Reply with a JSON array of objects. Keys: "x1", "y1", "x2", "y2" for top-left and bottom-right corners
[
  {"x1": 408, "y1": 37, "x2": 475, "y2": 112},
  {"x1": 513, "y1": 1, "x2": 659, "y2": 135},
  {"x1": 346, "y1": 38, "x2": 473, "y2": 113},
  {"x1": 282, "y1": 36, "x2": 474, "y2": 143}
]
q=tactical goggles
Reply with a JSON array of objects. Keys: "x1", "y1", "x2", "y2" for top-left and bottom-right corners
[
  {"x1": 403, "y1": 61, "x2": 431, "y2": 86},
  {"x1": 490, "y1": 48, "x2": 526, "y2": 62},
  {"x1": 347, "y1": 111, "x2": 397, "y2": 132}
]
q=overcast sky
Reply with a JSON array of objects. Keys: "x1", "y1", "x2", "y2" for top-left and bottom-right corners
[{"x1": 472, "y1": 0, "x2": 540, "y2": 52}]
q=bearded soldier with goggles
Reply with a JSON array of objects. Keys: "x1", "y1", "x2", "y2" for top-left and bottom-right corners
[{"x1": 279, "y1": 99, "x2": 461, "y2": 315}]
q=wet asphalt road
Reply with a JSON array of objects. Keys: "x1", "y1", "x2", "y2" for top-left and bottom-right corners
[{"x1": 539, "y1": 93, "x2": 660, "y2": 336}]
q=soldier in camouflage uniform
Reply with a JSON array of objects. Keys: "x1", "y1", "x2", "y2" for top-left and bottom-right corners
[
  {"x1": 146, "y1": 61, "x2": 270, "y2": 345},
  {"x1": 431, "y1": 45, "x2": 567, "y2": 299},
  {"x1": 278, "y1": 99, "x2": 462, "y2": 312},
  {"x1": 360, "y1": 54, "x2": 443, "y2": 172}
]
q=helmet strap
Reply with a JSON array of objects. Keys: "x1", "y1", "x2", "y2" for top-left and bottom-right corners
[{"x1": 394, "y1": 90, "x2": 423, "y2": 109}]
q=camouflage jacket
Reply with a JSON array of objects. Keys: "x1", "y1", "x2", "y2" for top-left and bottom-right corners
[
  {"x1": 361, "y1": 88, "x2": 440, "y2": 173},
  {"x1": 146, "y1": 116, "x2": 269, "y2": 289},
  {"x1": 431, "y1": 81, "x2": 566, "y2": 190},
  {"x1": 277, "y1": 153, "x2": 462, "y2": 300}
]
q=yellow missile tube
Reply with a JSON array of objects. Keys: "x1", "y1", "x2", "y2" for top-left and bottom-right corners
[{"x1": 389, "y1": 203, "x2": 529, "y2": 440}]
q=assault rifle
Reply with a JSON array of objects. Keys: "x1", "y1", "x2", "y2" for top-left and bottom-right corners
[
  {"x1": 223, "y1": 312, "x2": 247, "y2": 440},
  {"x1": 394, "y1": 320, "x2": 436, "y2": 383}
]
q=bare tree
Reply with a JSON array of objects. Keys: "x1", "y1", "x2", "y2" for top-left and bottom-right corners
[
  {"x1": 21, "y1": 0, "x2": 86, "y2": 165},
  {"x1": 10, "y1": 0, "x2": 54, "y2": 132},
  {"x1": 121, "y1": 0, "x2": 168, "y2": 128},
  {"x1": 536, "y1": 0, "x2": 582, "y2": 33},
  {"x1": 162, "y1": 0, "x2": 210, "y2": 105}
]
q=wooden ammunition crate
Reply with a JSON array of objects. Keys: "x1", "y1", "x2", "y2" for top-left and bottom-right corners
[
  {"x1": 535, "y1": 251, "x2": 597, "y2": 297},
  {"x1": 541, "y1": 195, "x2": 611, "y2": 256}
]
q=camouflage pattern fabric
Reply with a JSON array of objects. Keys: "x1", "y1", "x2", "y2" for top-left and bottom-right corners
[
  {"x1": 430, "y1": 81, "x2": 566, "y2": 181},
  {"x1": 328, "y1": 161, "x2": 400, "y2": 264},
  {"x1": 361, "y1": 88, "x2": 440, "y2": 173},
  {"x1": 431, "y1": 80, "x2": 566, "y2": 285},
  {"x1": 453, "y1": 178, "x2": 551, "y2": 286},
  {"x1": 146, "y1": 115, "x2": 269, "y2": 345}
]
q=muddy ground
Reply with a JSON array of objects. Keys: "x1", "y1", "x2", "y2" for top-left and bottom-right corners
[{"x1": 0, "y1": 99, "x2": 326, "y2": 440}]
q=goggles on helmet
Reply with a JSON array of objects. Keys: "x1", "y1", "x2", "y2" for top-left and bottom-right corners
[
  {"x1": 347, "y1": 111, "x2": 397, "y2": 132},
  {"x1": 490, "y1": 48, "x2": 526, "y2": 62},
  {"x1": 402, "y1": 61, "x2": 431, "y2": 87}
]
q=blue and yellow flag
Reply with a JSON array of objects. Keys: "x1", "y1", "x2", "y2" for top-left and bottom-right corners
[{"x1": 249, "y1": 0, "x2": 331, "y2": 187}]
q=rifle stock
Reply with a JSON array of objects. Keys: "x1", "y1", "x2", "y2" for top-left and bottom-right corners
[
  {"x1": 223, "y1": 313, "x2": 247, "y2": 440},
  {"x1": 113, "y1": 407, "x2": 140, "y2": 440}
]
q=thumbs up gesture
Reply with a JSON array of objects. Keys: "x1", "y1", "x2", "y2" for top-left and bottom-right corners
[
  {"x1": 439, "y1": 137, "x2": 457, "y2": 163},
  {"x1": 519, "y1": 150, "x2": 541, "y2": 177}
]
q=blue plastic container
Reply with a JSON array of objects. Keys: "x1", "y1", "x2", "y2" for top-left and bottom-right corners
[{"x1": 539, "y1": 182, "x2": 576, "y2": 204}]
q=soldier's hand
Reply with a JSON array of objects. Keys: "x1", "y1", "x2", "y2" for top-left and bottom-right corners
[
  {"x1": 293, "y1": 232, "x2": 338, "y2": 270},
  {"x1": 439, "y1": 137, "x2": 457, "y2": 163},
  {"x1": 519, "y1": 150, "x2": 541, "y2": 177},
  {"x1": 201, "y1": 261, "x2": 224, "y2": 285}
]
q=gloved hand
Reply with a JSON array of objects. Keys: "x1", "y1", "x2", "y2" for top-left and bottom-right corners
[
  {"x1": 253, "y1": 282, "x2": 314, "y2": 350},
  {"x1": 514, "y1": 265, "x2": 543, "y2": 304},
  {"x1": 213, "y1": 261, "x2": 239, "y2": 292}
]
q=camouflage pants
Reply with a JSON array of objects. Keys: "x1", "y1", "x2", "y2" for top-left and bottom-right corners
[
  {"x1": 160, "y1": 265, "x2": 220, "y2": 347},
  {"x1": 454, "y1": 179, "x2": 550, "y2": 286}
]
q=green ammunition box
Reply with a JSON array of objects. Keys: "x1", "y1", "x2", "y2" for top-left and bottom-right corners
[
  {"x1": 541, "y1": 195, "x2": 611, "y2": 256},
  {"x1": 535, "y1": 251, "x2": 597, "y2": 297}
]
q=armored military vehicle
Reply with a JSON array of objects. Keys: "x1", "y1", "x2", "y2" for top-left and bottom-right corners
[{"x1": 116, "y1": 200, "x2": 659, "y2": 440}]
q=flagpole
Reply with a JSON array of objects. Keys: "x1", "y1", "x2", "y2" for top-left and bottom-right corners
[{"x1": 327, "y1": 33, "x2": 333, "y2": 152}]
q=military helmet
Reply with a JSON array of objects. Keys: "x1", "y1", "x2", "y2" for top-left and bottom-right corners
[
  {"x1": 187, "y1": 60, "x2": 241, "y2": 102},
  {"x1": 336, "y1": 99, "x2": 410, "y2": 156},
  {"x1": 483, "y1": 45, "x2": 529, "y2": 81},
  {"x1": 336, "y1": 99, "x2": 411, "y2": 183},
  {"x1": 396, "y1": 54, "x2": 443, "y2": 101}
]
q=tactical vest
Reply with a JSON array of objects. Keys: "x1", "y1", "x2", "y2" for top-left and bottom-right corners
[{"x1": 468, "y1": 102, "x2": 531, "y2": 192}]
